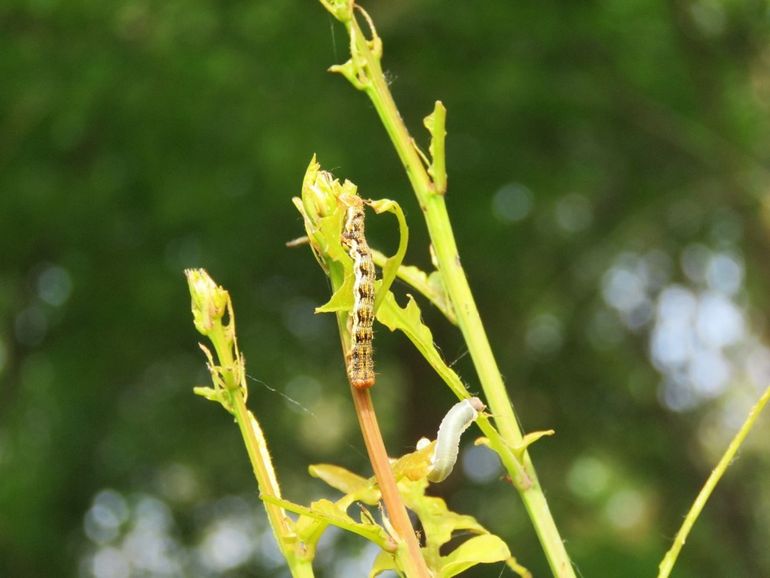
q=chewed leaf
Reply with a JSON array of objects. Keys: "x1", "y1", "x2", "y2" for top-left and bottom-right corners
[
  {"x1": 423, "y1": 101, "x2": 447, "y2": 195},
  {"x1": 317, "y1": 203, "x2": 350, "y2": 263},
  {"x1": 437, "y1": 534, "x2": 511, "y2": 578},
  {"x1": 397, "y1": 480, "x2": 485, "y2": 551},
  {"x1": 329, "y1": 59, "x2": 367, "y2": 90},
  {"x1": 367, "y1": 198, "x2": 408, "y2": 315},
  {"x1": 295, "y1": 159, "x2": 365, "y2": 295},
  {"x1": 376, "y1": 291, "x2": 531, "y2": 488},
  {"x1": 309, "y1": 464, "x2": 380, "y2": 504},
  {"x1": 376, "y1": 293, "x2": 469, "y2": 401},
  {"x1": 192, "y1": 386, "x2": 221, "y2": 403},
  {"x1": 371, "y1": 249, "x2": 456, "y2": 323},
  {"x1": 318, "y1": 0, "x2": 354, "y2": 24},
  {"x1": 315, "y1": 272, "x2": 355, "y2": 313},
  {"x1": 262, "y1": 496, "x2": 394, "y2": 551},
  {"x1": 298, "y1": 450, "x2": 525, "y2": 578},
  {"x1": 369, "y1": 550, "x2": 401, "y2": 578}
]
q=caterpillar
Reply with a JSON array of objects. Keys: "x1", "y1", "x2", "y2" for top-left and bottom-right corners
[
  {"x1": 341, "y1": 196, "x2": 376, "y2": 390},
  {"x1": 428, "y1": 397, "x2": 485, "y2": 483}
]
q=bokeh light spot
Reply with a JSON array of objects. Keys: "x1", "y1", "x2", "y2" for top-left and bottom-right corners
[
  {"x1": 567, "y1": 456, "x2": 610, "y2": 500},
  {"x1": 37, "y1": 264, "x2": 73, "y2": 306},
  {"x1": 462, "y1": 444, "x2": 502, "y2": 483},
  {"x1": 492, "y1": 183, "x2": 533, "y2": 223}
]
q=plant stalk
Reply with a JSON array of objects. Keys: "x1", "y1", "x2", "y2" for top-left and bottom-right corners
[
  {"x1": 206, "y1": 316, "x2": 314, "y2": 578},
  {"x1": 351, "y1": 387, "x2": 432, "y2": 578},
  {"x1": 657, "y1": 385, "x2": 770, "y2": 578},
  {"x1": 331, "y1": 245, "x2": 430, "y2": 578},
  {"x1": 345, "y1": 13, "x2": 576, "y2": 578}
]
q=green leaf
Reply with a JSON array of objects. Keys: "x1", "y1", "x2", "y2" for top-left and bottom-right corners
[
  {"x1": 438, "y1": 534, "x2": 511, "y2": 578},
  {"x1": 367, "y1": 198, "x2": 409, "y2": 315},
  {"x1": 315, "y1": 202, "x2": 349, "y2": 264},
  {"x1": 192, "y1": 386, "x2": 221, "y2": 403},
  {"x1": 315, "y1": 272, "x2": 354, "y2": 313},
  {"x1": 369, "y1": 251, "x2": 456, "y2": 324},
  {"x1": 513, "y1": 429, "x2": 556, "y2": 458},
  {"x1": 376, "y1": 292, "x2": 470, "y2": 401},
  {"x1": 423, "y1": 101, "x2": 447, "y2": 195},
  {"x1": 329, "y1": 59, "x2": 367, "y2": 90},
  {"x1": 317, "y1": 0, "x2": 354, "y2": 22},
  {"x1": 302, "y1": 187, "x2": 359, "y2": 313}
]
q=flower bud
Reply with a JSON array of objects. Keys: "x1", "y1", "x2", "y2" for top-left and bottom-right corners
[
  {"x1": 300, "y1": 156, "x2": 340, "y2": 225},
  {"x1": 185, "y1": 268, "x2": 228, "y2": 335}
]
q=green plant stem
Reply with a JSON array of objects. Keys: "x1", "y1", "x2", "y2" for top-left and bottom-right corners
[
  {"x1": 208, "y1": 320, "x2": 315, "y2": 578},
  {"x1": 346, "y1": 14, "x2": 576, "y2": 578},
  {"x1": 231, "y1": 402, "x2": 315, "y2": 578},
  {"x1": 657, "y1": 385, "x2": 770, "y2": 578},
  {"x1": 228, "y1": 392, "x2": 291, "y2": 546}
]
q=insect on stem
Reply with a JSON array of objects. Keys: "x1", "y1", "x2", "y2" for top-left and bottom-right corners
[
  {"x1": 341, "y1": 195, "x2": 376, "y2": 390},
  {"x1": 428, "y1": 397, "x2": 485, "y2": 483}
]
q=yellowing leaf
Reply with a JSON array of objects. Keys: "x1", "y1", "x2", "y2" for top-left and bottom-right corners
[
  {"x1": 390, "y1": 442, "x2": 435, "y2": 481},
  {"x1": 438, "y1": 534, "x2": 511, "y2": 578},
  {"x1": 261, "y1": 496, "x2": 393, "y2": 551},
  {"x1": 369, "y1": 550, "x2": 401, "y2": 578},
  {"x1": 396, "y1": 479, "x2": 485, "y2": 552},
  {"x1": 309, "y1": 464, "x2": 380, "y2": 504}
]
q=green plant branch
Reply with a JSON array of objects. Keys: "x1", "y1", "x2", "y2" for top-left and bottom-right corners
[
  {"x1": 321, "y1": 5, "x2": 576, "y2": 577},
  {"x1": 186, "y1": 270, "x2": 314, "y2": 578},
  {"x1": 657, "y1": 384, "x2": 770, "y2": 578},
  {"x1": 229, "y1": 394, "x2": 293, "y2": 544}
]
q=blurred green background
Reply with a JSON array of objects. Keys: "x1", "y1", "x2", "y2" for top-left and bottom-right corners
[{"x1": 2, "y1": 0, "x2": 770, "y2": 576}]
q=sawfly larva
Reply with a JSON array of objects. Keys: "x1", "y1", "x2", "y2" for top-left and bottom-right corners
[{"x1": 428, "y1": 397, "x2": 485, "y2": 482}]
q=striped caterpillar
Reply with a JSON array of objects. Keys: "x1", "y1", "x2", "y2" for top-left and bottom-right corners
[
  {"x1": 341, "y1": 196, "x2": 376, "y2": 389},
  {"x1": 428, "y1": 397, "x2": 485, "y2": 482}
]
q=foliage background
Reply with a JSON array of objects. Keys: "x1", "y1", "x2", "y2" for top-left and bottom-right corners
[{"x1": 2, "y1": 0, "x2": 770, "y2": 577}]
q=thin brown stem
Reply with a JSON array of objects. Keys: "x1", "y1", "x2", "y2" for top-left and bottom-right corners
[{"x1": 351, "y1": 387, "x2": 430, "y2": 578}]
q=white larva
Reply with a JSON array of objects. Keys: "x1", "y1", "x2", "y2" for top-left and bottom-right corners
[{"x1": 428, "y1": 397, "x2": 485, "y2": 483}]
